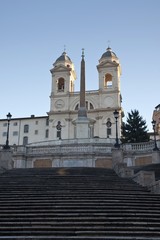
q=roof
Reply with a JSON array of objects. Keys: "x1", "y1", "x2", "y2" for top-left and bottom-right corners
[
  {"x1": 0, "y1": 115, "x2": 48, "y2": 122},
  {"x1": 100, "y1": 47, "x2": 117, "y2": 59},
  {"x1": 54, "y1": 51, "x2": 72, "y2": 64}
]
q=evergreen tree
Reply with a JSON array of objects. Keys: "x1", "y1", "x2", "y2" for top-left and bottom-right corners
[{"x1": 121, "y1": 109, "x2": 149, "y2": 143}]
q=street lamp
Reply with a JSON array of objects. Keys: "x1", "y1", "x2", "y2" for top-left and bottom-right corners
[
  {"x1": 152, "y1": 120, "x2": 159, "y2": 151},
  {"x1": 113, "y1": 110, "x2": 120, "y2": 148},
  {"x1": 3, "y1": 112, "x2": 12, "y2": 149}
]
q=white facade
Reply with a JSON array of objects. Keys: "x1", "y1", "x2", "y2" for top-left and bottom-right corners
[
  {"x1": 0, "y1": 116, "x2": 49, "y2": 146},
  {"x1": 0, "y1": 47, "x2": 123, "y2": 146}
]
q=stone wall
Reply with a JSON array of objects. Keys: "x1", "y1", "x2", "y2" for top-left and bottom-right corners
[
  {"x1": 1, "y1": 140, "x2": 159, "y2": 169},
  {"x1": 0, "y1": 150, "x2": 13, "y2": 172}
]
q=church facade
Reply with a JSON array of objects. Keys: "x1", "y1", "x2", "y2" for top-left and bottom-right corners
[{"x1": 0, "y1": 47, "x2": 123, "y2": 146}]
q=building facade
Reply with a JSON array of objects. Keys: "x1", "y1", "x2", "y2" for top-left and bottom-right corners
[
  {"x1": 0, "y1": 47, "x2": 123, "y2": 146},
  {"x1": 0, "y1": 115, "x2": 49, "y2": 146},
  {"x1": 152, "y1": 104, "x2": 160, "y2": 136}
]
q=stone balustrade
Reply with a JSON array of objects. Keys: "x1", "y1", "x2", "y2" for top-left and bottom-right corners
[
  {"x1": 1, "y1": 139, "x2": 160, "y2": 156},
  {"x1": 122, "y1": 141, "x2": 156, "y2": 152},
  {"x1": 22, "y1": 143, "x2": 112, "y2": 156}
]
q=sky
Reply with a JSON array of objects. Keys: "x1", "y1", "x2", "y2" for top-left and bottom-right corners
[{"x1": 0, "y1": 0, "x2": 160, "y2": 131}]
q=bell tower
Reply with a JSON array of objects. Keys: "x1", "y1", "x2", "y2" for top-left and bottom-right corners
[
  {"x1": 49, "y1": 51, "x2": 76, "y2": 112},
  {"x1": 97, "y1": 47, "x2": 122, "y2": 110},
  {"x1": 96, "y1": 47, "x2": 123, "y2": 140},
  {"x1": 50, "y1": 51, "x2": 76, "y2": 96},
  {"x1": 97, "y1": 47, "x2": 121, "y2": 92}
]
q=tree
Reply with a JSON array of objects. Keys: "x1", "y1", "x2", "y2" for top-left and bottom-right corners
[{"x1": 121, "y1": 109, "x2": 150, "y2": 143}]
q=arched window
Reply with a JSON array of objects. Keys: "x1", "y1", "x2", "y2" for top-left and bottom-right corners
[
  {"x1": 46, "y1": 118, "x2": 49, "y2": 126},
  {"x1": 75, "y1": 104, "x2": 79, "y2": 110},
  {"x1": 90, "y1": 103, "x2": 94, "y2": 109},
  {"x1": 104, "y1": 74, "x2": 112, "y2": 88},
  {"x1": 74, "y1": 101, "x2": 94, "y2": 110},
  {"x1": 57, "y1": 78, "x2": 65, "y2": 92},
  {"x1": 45, "y1": 129, "x2": 49, "y2": 138},
  {"x1": 23, "y1": 136, "x2": 28, "y2": 145}
]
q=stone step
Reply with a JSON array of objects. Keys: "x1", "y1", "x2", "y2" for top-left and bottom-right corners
[
  {"x1": 0, "y1": 191, "x2": 151, "y2": 197},
  {"x1": 1, "y1": 220, "x2": 160, "y2": 225},
  {"x1": 0, "y1": 195, "x2": 158, "y2": 202},
  {"x1": 1, "y1": 217, "x2": 160, "y2": 224},
  {"x1": 133, "y1": 163, "x2": 160, "y2": 181},
  {"x1": 0, "y1": 226, "x2": 160, "y2": 234},
  {"x1": 0, "y1": 229, "x2": 160, "y2": 237},
  {"x1": 0, "y1": 224, "x2": 160, "y2": 229},
  {"x1": 1, "y1": 201, "x2": 160, "y2": 208},
  {"x1": 0, "y1": 237, "x2": 158, "y2": 240},
  {"x1": 0, "y1": 167, "x2": 160, "y2": 239},
  {"x1": 0, "y1": 205, "x2": 160, "y2": 211},
  {"x1": 1, "y1": 211, "x2": 160, "y2": 217},
  {"x1": 0, "y1": 238, "x2": 159, "y2": 240},
  {"x1": 0, "y1": 192, "x2": 156, "y2": 197}
]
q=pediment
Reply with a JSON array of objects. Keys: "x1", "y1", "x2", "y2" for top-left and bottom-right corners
[
  {"x1": 51, "y1": 64, "x2": 71, "y2": 73},
  {"x1": 97, "y1": 60, "x2": 118, "y2": 69}
]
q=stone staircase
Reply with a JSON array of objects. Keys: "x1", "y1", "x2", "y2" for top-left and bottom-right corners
[
  {"x1": 134, "y1": 163, "x2": 160, "y2": 181},
  {"x1": 0, "y1": 167, "x2": 160, "y2": 239}
]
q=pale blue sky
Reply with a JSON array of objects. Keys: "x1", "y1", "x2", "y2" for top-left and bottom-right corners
[{"x1": 0, "y1": 0, "x2": 160, "y2": 131}]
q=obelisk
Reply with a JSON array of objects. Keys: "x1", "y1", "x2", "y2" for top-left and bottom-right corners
[
  {"x1": 75, "y1": 49, "x2": 89, "y2": 139},
  {"x1": 78, "y1": 48, "x2": 87, "y2": 118}
]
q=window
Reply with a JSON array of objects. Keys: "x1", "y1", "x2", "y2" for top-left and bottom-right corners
[
  {"x1": 86, "y1": 101, "x2": 88, "y2": 110},
  {"x1": 90, "y1": 103, "x2": 94, "y2": 109},
  {"x1": 35, "y1": 130, "x2": 38, "y2": 135},
  {"x1": 75, "y1": 104, "x2": 79, "y2": 110},
  {"x1": 3, "y1": 132, "x2": 7, "y2": 137},
  {"x1": 57, "y1": 78, "x2": 65, "y2": 92},
  {"x1": 46, "y1": 118, "x2": 49, "y2": 126},
  {"x1": 45, "y1": 129, "x2": 49, "y2": 138},
  {"x1": 3, "y1": 123, "x2": 7, "y2": 127},
  {"x1": 75, "y1": 101, "x2": 94, "y2": 111},
  {"x1": 35, "y1": 120, "x2": 38, "y2": 125},
  {"x1": 13, "y1": 131, "x2": 18, "y2": 136},
  {"x1": 107, "y1": 128, "x2": 111, "y2": 136},
  {"x1": 24, "y1": 124, "x2": 29, "y2": 133},
  {"x1": 104, "y1": 73, "x2": 112, "y2": 88},
  {"x1": 23, "y1": 136, "x2": 28, "y2": 145},
  {"x1": 13, "y1": 122, "x2": 18, "y2": 126}
]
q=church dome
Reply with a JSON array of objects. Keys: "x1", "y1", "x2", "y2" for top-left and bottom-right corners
[
  {"x1": 54, "y1": 52, "x2": 72, "y2": 65},
  {"x1": 101, "y1": 47, "x2": 117, "y2": 58},
  {"x1": 99, "y1": 47, "x2": 119, "y2": 64}
]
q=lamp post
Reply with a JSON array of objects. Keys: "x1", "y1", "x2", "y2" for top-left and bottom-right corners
[
  {"x1": 113, "y1": 110, "x2": 120, "y2": 148},
  {"x1": 152, "y1": 120, "x2": 159, "y2": 151},
  {"x1": 3, "y1": 112, "x2": 12, "y2": 149}
]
